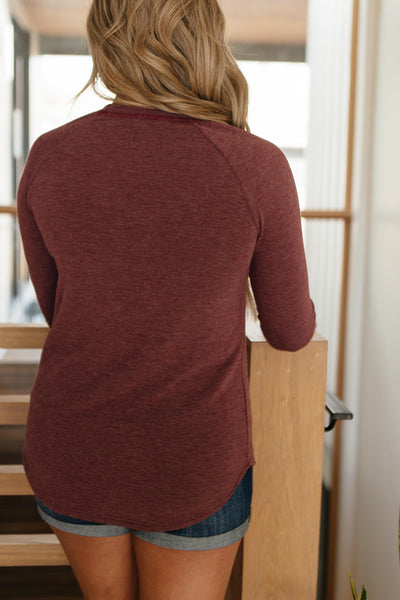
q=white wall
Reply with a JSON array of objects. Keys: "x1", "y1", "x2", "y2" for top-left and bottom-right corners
[{"x1": 336, "y1": 0, "x2": 400, "y2": 597}]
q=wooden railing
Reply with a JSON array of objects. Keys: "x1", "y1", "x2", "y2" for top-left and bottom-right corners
[{"x1": 0, "y1": 323, "x2": 327, "y2": 598}]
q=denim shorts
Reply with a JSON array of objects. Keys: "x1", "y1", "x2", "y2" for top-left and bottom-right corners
[{"x1": 34, "y1": 466, "x2": 253, "y2": 551}]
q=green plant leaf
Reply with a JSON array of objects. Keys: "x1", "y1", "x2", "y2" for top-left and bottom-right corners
[
  {"x1": 349, "y1": 571, "x2": 358, "y2": 599},
  {"x1": 360, "y1": 586, "x2": 367, "y2": 600}
]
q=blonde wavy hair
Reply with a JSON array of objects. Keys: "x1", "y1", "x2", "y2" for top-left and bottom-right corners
[{"x1": 75, "y1": 0, "x2": 258, "y2": 320}]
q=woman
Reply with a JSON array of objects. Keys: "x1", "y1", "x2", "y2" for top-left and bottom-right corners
[{"x1": 17, "y1": 1, "x2": 316, "y2": 598}]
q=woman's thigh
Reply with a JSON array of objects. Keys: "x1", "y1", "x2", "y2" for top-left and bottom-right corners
[
  {"x1": 49, "y1": 524, "x2": 139, "y2": 600},
  {"x1": 37, "y1": 467, "x2": 252, "y2": 599},
  {"x1": 131, "y1": 533, "x2": 241, "y2": 600}
]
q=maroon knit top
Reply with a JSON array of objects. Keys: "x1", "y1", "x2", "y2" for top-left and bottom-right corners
[{"x1": 17, "y1": 103, "x2": 316, "y2": 531}]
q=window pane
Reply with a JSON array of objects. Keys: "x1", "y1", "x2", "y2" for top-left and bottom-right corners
[
  {"x1": 30, "y1": 54, "x2": 109, "y2": 141},
  {"x1": 239, "y1": 60, "x2": 309, "y2": 208}
]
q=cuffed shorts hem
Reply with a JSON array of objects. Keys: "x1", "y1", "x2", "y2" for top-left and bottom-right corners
[
  {"x1": 132, "y1": 515, "x2": 251, "y2": 550},
  {"x1": 37, "y1": 505, "x2": 251, "y2": 550},
  {"x1": 36, "y1": 505, "x2": 128, "y2": 538},
  {"x1": 35, "y1": 466, "x2": 253, "y2": 550}
]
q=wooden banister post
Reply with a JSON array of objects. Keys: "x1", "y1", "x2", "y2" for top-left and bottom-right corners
[{"x1": 240, "y1": 328, "x2": 327, "y2": 600}]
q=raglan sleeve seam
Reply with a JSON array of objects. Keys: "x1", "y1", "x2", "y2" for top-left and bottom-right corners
[{"x1": 189, "y1": 121, "x2": 260, "y2": 237}]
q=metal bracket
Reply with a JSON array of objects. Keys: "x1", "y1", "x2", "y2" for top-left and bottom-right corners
[{"x1": 325, "y1": 390, "x2": 353, "y2": 431}]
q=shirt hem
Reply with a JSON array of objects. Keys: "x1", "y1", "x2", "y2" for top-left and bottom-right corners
[{"x1": 23, "y1": 454, "x2": 256, "y2": 532}]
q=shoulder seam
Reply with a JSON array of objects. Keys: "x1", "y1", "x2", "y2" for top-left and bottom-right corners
[{"x1": 188, "y1": 121, "x2": 259, "y2": 235}]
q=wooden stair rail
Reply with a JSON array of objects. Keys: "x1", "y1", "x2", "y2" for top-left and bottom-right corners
[
  {"x1": 0, "y1": 534, "x2": 68, "y2": 567},
  {"x1": 0, "y1": 323, "x2": 327, "y2": 598},
  {"x1": 0, "y1": 465, "x2": 32, "y2": 495},
  {"x1": 0, "y1": 323, "x2": 48, "y2": 348},
  {"x1": 0, "y1": 395, "x2": 30, "y2": 425}
]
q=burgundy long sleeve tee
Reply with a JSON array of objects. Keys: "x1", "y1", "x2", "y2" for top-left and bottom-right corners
[{"x1": 17, "y1": 102, "x2": 316, "y2": 531}]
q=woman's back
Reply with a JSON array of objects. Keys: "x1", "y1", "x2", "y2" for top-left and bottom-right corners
[{"x1": 17, "y1": 101, "x2": 315, "y2": 531}]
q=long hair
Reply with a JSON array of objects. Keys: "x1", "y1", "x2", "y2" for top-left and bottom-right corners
[{"x1": 75, "y1": 0, "x2": 258, "y2": 320}]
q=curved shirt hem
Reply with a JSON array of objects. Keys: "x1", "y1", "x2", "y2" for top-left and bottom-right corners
[{"x1": 23, "y1": 455, "x2": 256, "y2": 532}]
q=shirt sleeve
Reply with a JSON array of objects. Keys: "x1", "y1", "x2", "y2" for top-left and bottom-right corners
[
  {"x1": 249, "y1": 146, "x2": 316, "y2": 351},
  {"x1": 17, "y1": 138, "x2": 58, "y2": 327}
]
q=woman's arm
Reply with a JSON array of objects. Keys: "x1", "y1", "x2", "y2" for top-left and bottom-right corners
[
  {"x1": 16, "y1": 140, "x2": 58, "y2": 327},
  {"x1": 249, "y1": 147, "x2": 316, "y2": 351}
]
